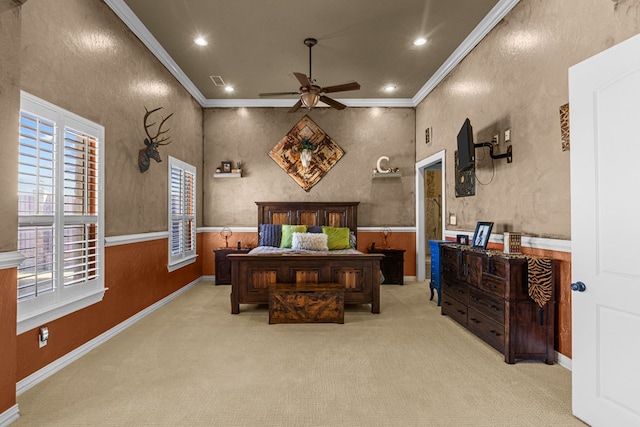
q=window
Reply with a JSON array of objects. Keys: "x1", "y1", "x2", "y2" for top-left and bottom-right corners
[
  {"x1": 17, "y1": 92, "x2": 105, "y2": 334},
  {"x1": 168, "y1": 156, "x2": 196, "y2": 270}
]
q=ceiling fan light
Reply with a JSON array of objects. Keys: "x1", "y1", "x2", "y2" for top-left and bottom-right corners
[{"x1": 301, "y1": 92, "x2": 320, "y2": 109}]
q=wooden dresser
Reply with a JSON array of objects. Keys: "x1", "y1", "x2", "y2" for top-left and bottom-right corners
[{"x1": 440, "y1": 244, "x2": 556, "y2": 364}]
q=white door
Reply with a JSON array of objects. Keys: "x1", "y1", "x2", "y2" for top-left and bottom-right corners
[{"x1": 569, "y1": 33, "x2": 640, "y2": 426}]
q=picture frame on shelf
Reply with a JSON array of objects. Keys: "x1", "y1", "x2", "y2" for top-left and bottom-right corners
[
  {"x1": 471, "y1": 221, "x2": 493, "y2": 249},
  {"x1": 456, "y1": 234, "x2": 469, "y2": 245},
  {"x1": 221, "y1": 161, "x2": 232, "y2": 173}
]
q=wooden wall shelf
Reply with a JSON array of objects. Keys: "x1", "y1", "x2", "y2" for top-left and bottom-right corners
[
  {"x1": 372, "y1": 172, "x2": 401, "y2": 179},
  {"x1": 214, "y1": 172, "x2": 242, "y2": 178}
]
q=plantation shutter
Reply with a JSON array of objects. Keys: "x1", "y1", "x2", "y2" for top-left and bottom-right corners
[
  {"x1": 62, "y1": 127, "x2": 100, "y2": 287},
  {"x1": 18, "y1": 111, "x2": 56, "y2": 300},
  {"x1": 168, "y1": 157, "x2": 196, "y2": 268}
]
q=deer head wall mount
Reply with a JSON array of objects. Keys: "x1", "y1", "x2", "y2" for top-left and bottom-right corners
[{"x1": 138, "y1": 106, "x2": 173, "y2": 173}]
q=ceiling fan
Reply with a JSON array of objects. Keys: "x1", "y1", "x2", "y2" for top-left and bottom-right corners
[{"x1": 259, "y1": 38, "x2": 361, "y2": 112}]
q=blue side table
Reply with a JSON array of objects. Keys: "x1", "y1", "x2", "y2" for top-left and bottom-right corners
[{"x1": 428, "y1": 240, "x2": 448, "y2": 306}]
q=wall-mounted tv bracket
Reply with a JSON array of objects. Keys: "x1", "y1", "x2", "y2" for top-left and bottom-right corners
[{"x1": 474, "y1": 142, "x2": 512, "y2": 163}]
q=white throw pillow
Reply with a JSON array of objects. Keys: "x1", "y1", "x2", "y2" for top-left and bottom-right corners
[{"x1": 291, "y1": 232, "x2": 329, "y2": 251}]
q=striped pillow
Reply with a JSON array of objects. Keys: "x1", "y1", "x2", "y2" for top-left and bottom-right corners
[{"x1": 258, "y1": 224, "x2": 282, "y2": 247}]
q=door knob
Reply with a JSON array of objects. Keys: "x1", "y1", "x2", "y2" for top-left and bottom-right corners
[{"x1": 571, "y1": 281, "x2": 586, "y2": 292}]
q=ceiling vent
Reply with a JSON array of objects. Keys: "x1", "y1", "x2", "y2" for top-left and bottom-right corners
[{"x1": 209, "y1": 75, "x2": 226, "y2": 86}]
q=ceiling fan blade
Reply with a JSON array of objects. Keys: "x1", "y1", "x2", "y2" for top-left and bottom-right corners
[
  {"x1": 319, "y1": 95, "x2": 346, "y2": 110},
  {"x1": 259, "y1": 91, "x2": 300, "y2": 97},
  {"x1": 322, "y1": 82, "x2": 361, "y2": 93},
  {"x1": 288, "y1": 99, "x2": 303, "y2": 113},
  {"x1": 293, "y1": 72, "x2": 312, "y2": 87}
]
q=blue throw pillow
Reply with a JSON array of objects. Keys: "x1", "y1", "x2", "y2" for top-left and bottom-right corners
[{"x1": 259, "y1": 224, "x2": 282, "y2": 247}]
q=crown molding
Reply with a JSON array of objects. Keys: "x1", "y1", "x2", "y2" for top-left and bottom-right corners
[
  {"x1": 105, "y1": 0, "x2": 520, "y2": 109},
  {"x1": 202, "y1": 98, "x2": 415, "y2": 108},
  {"x1": 104, "y1": 0, "x2": 207, "y2": 106},
  {"x1": 412, "y1": 0, "x2": 521, "y2": 106}
]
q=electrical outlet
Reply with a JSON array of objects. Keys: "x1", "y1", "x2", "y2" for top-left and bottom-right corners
[
  {"x1": 449, "y1": 214, "x2": 457, "y2": 226},
  {"x1": 39, "y1": 326, "x2": 49, "y2": 348},
  {"x1": 505, "y1": 129, "x2": 511, "y2": 142},
  {"x1": 493, "y1": 134, "x2": 499, "y2": 145}
]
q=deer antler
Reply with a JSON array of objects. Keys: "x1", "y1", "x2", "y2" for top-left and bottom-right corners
[{"x1": 144, "y1": 107, "x2": 174, "y2": 145}]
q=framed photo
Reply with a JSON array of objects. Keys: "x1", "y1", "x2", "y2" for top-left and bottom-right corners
[
  {"x1": 471, "y1": 221, "x2": 494, "y2": 249},
  {"x1": 221, "y1": 161, "x2": 232, "y2": 173},
  {"x1": 456, "y1": 234, "x2": 469, "y2": 245}
]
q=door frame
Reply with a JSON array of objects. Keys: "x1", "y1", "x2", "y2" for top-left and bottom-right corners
[{"x1": 415, "y1": 150, "x2": 446, "y2": 282}]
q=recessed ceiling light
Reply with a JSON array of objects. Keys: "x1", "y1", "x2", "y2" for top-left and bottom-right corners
[
  {"x1": 383, "y1": 85, "x2": 397, "y2": 93},
  {"x1": 224, "y1": 86, "x2": 234, "y2": 93},
  {"x1": 194, "y1": 36, "x2": 208, "y2": 46},
  {"x1": 413, "y1": 37, "x2": 427, "y2": 46}
]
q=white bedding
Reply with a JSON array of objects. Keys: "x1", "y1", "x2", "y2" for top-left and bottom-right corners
[{"x1": 248, "y1": 246, "x2": 363, "y2": 256}]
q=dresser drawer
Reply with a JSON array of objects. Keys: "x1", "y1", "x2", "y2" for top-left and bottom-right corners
[
  {"x1": 442, "y1": 293, "x2": 468, "y2": 326},
  {"x1": 441, "y1": 246, "x2": 459, "y2": 265},
  {"x1": 479, "y1": 273, "x2": 505, "y2": 297},
  {"x1": 443, "y1": 279, "x2": 468, "y2": 305},
  {"x1": 486, "y1": 259, "x2": 507, "y2": 278},
  {"x1": 467, "y1": 309, "x2": 505, "y2": 353},
  {"x1": 468, "y1": 288, "x2": 504, "y2": 324}
]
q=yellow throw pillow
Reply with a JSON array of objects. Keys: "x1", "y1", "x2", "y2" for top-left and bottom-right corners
[
  {"x1": 280, "y1": 225, "x2": 307, "y2": 248},
  {"x1": 322, "y1": 226, "x2": 351, "y2": 250}
]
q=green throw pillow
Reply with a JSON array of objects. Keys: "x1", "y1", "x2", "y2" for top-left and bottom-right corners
[
  {"x1": 280, "y1": 225, "x2": 307, "y2": 248},
  {"x1": 322, "y1": 226, "x2": 351, "y2": 250}
]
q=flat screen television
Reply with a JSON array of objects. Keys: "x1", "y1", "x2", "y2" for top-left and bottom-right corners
[{"x1": 456, "y1": 118, "x2": 474, "y2": 172}]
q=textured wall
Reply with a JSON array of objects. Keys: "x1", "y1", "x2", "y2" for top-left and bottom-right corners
[
  {"x1": 0, "y1": 5, "x2": 20, "y2": 252},
  {"x1": 20, "y1": 0, "x2": 204, "y2": 237},
  {"x1": 416, "y1": 0, "x2": 640, "y2": 239},
  {"x1": 203, "y1": 107, "x2": 415, "y2": 227},
  {"x1": 0, "y1": 4, "x2": 21, "y2": 415},
  {"x1": 13, "y1": 0, "x2": 205, "y2": 380}
]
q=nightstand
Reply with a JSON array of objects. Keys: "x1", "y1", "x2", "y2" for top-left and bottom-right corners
[
  {"x1": 214, "y1": 248, "x2": 250, "y2": 285},
  {"x1": 367, "y1": 247, "x2": 405, "y2": 285}
]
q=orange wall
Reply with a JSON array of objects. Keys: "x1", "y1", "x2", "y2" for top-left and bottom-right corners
[
  {"x1": 356, "y1": 231, "x2": 416, "y2": 277},
  {"x1": 16, "y1": 237, "x2": 203, "y2": 380},
  {"x1": 202, "y1": 232, "x2": 258, "y2": 276},
  {"x1": 0, "y1": 268, "x2": 17, "y2": 413}
]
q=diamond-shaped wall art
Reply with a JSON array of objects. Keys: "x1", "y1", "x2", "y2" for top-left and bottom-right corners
[{"x1": 269, "y1": 115, "x2": 344, "y2": 192}]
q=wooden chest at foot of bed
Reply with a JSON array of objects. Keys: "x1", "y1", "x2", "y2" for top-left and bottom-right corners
[{"x1": 269, "y1": 283, "x2": 345, "y2": 324}]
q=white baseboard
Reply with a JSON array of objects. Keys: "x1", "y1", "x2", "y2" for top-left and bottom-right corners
[
  {"x1": 0, "y1": 404, "x2": 19, "y2": 427},
  {"x1": 16, "y1": 277, "x2": 201, "y2": 396},
  {"x1": 556, "y1": 351, "x2": 572, "y2": 371}
]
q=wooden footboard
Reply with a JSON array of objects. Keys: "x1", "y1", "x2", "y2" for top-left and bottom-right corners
[{"x1": 228, "y1": 253, "x2": 383, "y2": 314}]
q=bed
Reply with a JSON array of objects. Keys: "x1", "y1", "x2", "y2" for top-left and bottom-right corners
[{"x1": 228, "y1": 202, "x2": 383, "y2": 314}]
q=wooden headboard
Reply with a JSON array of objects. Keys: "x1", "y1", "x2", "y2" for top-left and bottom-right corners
[{"x1": 256, "y1": 202, "x2": 359, "y2": 235}]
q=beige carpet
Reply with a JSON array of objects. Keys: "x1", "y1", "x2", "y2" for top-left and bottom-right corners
[{"x1": 14, "y1": 280, "x2": 584, "y2": 427}]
